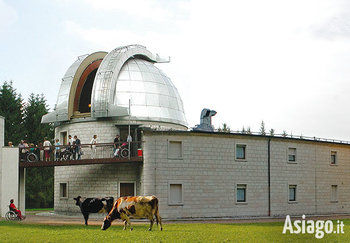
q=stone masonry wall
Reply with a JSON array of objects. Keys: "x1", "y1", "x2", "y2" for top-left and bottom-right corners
[
  {"x1": 54, "y1": 163, "x2": 142, "y2": 214},
  {"x1": 142, "y1": 133, "x2": 269, "y2": 219},
  {"x1": 54, "y1": 121, "x2": 141, "y2": 214},
  {"x1": 142, "y1": 132, "x2": 350, "y2": 219}
]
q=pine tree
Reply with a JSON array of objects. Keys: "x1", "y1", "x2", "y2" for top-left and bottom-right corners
[
  {"x1": 282, "y1": 130, "x2": 287, "y2": 137},
  {"x1": 241, "y1": 126, "x2": 246, "y2": 134},
  {"x1": 246, "y1": 126, "x2": 251, "y2": 134},
  {"x1": 270, "y1": 128, "x2": 275, "y2": 136},
  {"x1": 0, "y1": 81, "x2": 25, "y2": 145},
  {"x1": 219, "y1": 123, "x2": 231, "y2": 133},
  {"x1": 23, "y1": 93, "x2": 54, "y2": 208},
  {"x1": 23, "y1": 93, "x2": 54, "y2": 144},
  {"x1": 260, "y1": 120, "x2": 266, "y2": 136}
]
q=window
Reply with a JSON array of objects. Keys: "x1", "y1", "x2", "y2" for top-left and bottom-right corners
[
  {"x1": 289, "y1": 185, "x2": 297, "y2": 202},
  {"x1": 288, "y1": 148, "x2": 296, "y2": 162},
  {"x1": 236, "y1": 144, "x2": 246, "y2": 160},
  {"x1": 168, "y1": 141, "x2": 183, "y2": 159},
  {"x1": 169, "y1": 184, "x2": 183, "y2": 205},
  {"x1": 331, "y1": 185, "x2": 338, "y2": 202},
  {"x1": 236, "y1": 184, "x2": 247, "y2": 203},
  {"x1": 330, "y1": 151, "x2": 337, "y2": 165},
  {"x1": 60, "y1": 183, "x2": 68, "y2": 198},
  {"x1": 119, "y1": 182, "x2": 135, "y2": 197}
]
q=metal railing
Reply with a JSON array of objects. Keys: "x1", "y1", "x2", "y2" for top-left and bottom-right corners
[
  {"x1": 18, "y1": 141, "x2": 143, "y2": 163},
  {"x1": 214, "y1": 130, "x2": 350, "y2": 145}
]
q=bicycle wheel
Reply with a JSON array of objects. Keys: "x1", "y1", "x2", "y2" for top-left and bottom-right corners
[
  {"x1": 62, "y1": 151, "x2": 73, "y2": 161},
  {"x1": 121, "y1": 148, "x2": 129, "y2": 158},
  {"x1": 27, "y1": 153, "x2": 38, "y2": 162}
]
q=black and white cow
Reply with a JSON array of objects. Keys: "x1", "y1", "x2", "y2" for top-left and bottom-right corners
[{"x1": 73, "y1": 196, "x2": 114, "y2": 225}]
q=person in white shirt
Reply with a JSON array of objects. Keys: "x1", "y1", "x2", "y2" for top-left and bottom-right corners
[
  {"x1": 68, "y1": 135, "x2": 74, "y2": 146},
  {"x1": 54, "y1": 139, "x2": 61, "y2": 161},
  {"x1": 43, "y1": 137, "x2": 52, "y2": 162},
  {"x1": 90, "y1": 135, "x2": 97, "y2": 159},
  {"x1": 127, "y1": 135, "x2": 132, "y2": 143}
]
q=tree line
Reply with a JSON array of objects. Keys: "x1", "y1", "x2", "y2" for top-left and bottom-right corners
[
  {"x1": 218, "y1": 121, "x2": 290, "y2": 137},
  {"x1": 0, "y1": 81, "x2": 54, "y2": 208}
]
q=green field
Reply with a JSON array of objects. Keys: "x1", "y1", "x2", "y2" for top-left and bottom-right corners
[{"x1": 0, "y1": 220, "x2": 348, "y2": 242}]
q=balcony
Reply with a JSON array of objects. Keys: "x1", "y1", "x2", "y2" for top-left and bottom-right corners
[{"x1": 19, "y1": 141, "x2": 143, "y2": 168}]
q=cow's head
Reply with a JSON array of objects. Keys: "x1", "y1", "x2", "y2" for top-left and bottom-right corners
[
  {"x1": 101, "y1": 207, "x2": 121, "y2": 230},
  {"x1": 101, "y1": 216, "x2": 112, "y2": 230},
  {"x1": 73, "y1": 196, "x2": 81, "y2": 206}
]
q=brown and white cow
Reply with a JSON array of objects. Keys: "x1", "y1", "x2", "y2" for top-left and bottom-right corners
[{"x1": 101, "y1": 195, "x2": 163, "y2": 231}]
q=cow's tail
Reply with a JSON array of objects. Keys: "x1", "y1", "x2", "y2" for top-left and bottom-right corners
[{"x1": 152, "y1": 196, "x2": 162, "y2": 230}]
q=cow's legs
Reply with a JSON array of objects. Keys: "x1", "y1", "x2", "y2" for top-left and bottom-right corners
[
  {"x1": 123, "y1": 220, "x2": 127, "y2": 230},
  {"x1": 121, "y1": 216, "x2": 133, "y2": 231},
  {"x1": 148, "y1": 217, "x2": 154, "y2": 231},
  {"x1": 83, "y1": 213, "x2": 89, "y2": 226},
  {"x1": 125, "y1": 216, "x2": 133, "y2": 231},
  {"x1": 155, "y1": 210, "x2": 163, "y2": 231}
]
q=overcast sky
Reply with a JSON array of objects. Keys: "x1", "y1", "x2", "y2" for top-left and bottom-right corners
[{"x1": 1, "y1": 0, "x2": 350, "y2": 140}]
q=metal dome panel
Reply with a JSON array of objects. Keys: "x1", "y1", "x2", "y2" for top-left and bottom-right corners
[{"x1": 111, "y1": 58, "x2": 187, "y2": 126}]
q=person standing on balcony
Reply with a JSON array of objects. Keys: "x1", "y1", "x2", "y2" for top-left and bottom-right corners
[
  {"x1": 90, "y1": 135, "x2": 97, "y2": 159},
  {"x1": 18, "y1": 140, "x2": 26, "y2": 161},
  {"x1": 68, "y1": 134, "x2": 74, "y2": 158},
  {"x1": 127, "y1": 134, "x2": 133, "y2": 156},
  {"x1": 113, "y1": 134, "x2": 120, "y2": 156},
  {"x1": 54, "y1": 139, "x2": 61, "y2": 161},
  {"x1": 38, "y1": 142, "x2": 44, "y2": 161},
  {"x1": 43, "y1": 137, "x2": 52, "y2": 162},
  {"x1": 73, "y1": 135, "x2": 81, "y2": 160}
]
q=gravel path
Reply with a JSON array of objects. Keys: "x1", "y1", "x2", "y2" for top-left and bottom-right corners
[{"x1": 3, "y1": 212, "x2": 350, "y2": 226}]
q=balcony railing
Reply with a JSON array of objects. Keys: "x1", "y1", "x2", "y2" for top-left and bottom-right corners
[{"x1": 18, "y1": 141, "x2": 143, "y2": 163}]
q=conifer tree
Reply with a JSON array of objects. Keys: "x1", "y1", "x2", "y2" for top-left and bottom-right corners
[
  {"x1": 23, "y1": 93, "x2": 54, "y2": 144},
  {"x1": 246, "y1": 126, "x2": 252, "y2": 134},
  {"x1": 0, "y1": 81, "x2": 24, "y2": 144},
  {"x1": 260, "y1": 120, "x2": 266, "y2": 136}
]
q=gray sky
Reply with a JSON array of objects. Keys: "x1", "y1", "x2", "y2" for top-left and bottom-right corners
[{"x1": 1, "y1": 0, "x2": 350, "y2": 140}]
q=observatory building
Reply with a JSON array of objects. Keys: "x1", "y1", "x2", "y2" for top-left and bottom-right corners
[
  {"x1": 42, "y1": 45, "x2": 188, "y2": 214},
  {"x1": 38, "y1": 45, "x2": 350, "y2": 219}
]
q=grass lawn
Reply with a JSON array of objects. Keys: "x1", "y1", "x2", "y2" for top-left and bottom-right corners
[
  {"x1": 0, "y1": 219, "x2": 348, "y2": 242},
  {"x1": 26, "y1": 208, "x2": 53, "y2": 211}
]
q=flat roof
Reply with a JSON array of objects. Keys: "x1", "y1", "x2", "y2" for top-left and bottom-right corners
[{"x1": 142, "y1": 129, "x2": 350, "y2": 147}]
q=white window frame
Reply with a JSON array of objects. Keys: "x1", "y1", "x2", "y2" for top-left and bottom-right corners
[
  {"x1": 59, "y1": 182, "x2": 68, "y2": 199},
  {"x1": 235, "y1": 184, "x2": 247, "y2": 204},
  {"x1": 330, "y1": 151, "x2": 337, "y2": 166},
  {"x1": 331, "y1": 185, "x2": 338, "y2": 203},
  {"x1": 167, "y1": 140, "x2": 183, "y2": 159},
  {"x1": 288, "y1": 184, "x2": 297, "y2": 203},
  {"x1": 235, "y1": 143, "x2": 247, "y2": 162},
  {"x1": 287, "y1": 147, "x2": 297, "y2": 163},
  {"x1": 118, "y1": 181, "x2": 136, "y2": 197},
  {"x1": 168, "y1": 182, "x2": 184, "y2": 206}
]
